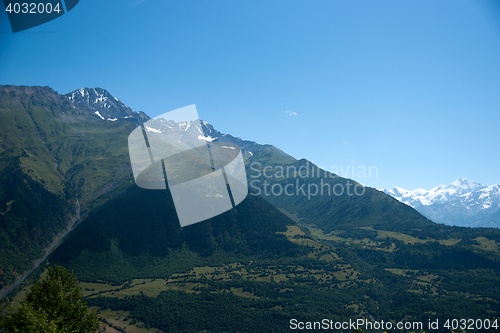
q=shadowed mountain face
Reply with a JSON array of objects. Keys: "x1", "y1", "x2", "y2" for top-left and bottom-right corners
[
  {"x1": 1, "y1": 86, "x2": 500, "y2": 331},
  {"x1": 0, "y1": 86, "x2": 145, "y2": 291},
  {"x1": 50, "y1": 186, "x2": 306, "y2": 282}
]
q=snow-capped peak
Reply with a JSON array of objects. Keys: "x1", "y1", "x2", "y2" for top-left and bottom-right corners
[
  {"x1": 384, "y1": 179, "x2": 500, "y2": 228},
  {"x1": 65, "y1": 87, "x2": 148, "y2": 123},
  {"x1": 386, "y1": 179, "x2": 487, "y2": 207},
  {"x1": 449, "y1": 177, "x2": 484, "y2": 192}
]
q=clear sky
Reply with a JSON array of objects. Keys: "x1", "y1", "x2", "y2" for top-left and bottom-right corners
[{"x1": 1, "y1": 0, "x2": 499, "y2": 190}]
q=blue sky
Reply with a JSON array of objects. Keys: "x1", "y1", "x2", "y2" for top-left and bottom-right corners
[{"x1": 1, "y1": 0, "x2": 499, "y2": 190}]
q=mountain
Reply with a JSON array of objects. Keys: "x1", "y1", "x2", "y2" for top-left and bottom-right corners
[
  {"x1": 141, "y1": 116, "x2": 443, "y2": 236},
  {"x1": 65, "y1": 87, "x2": 148, "y2": 123},
  {"x1": 0, "y1": 85, "x2": 148, "y2": 296},
  {"x1": 385, "y1": 178, "x2": 500, "y2": 228},
  {"x1": 0, "y1": 85, "x2": 300, "y2": 296},
  {"x1": 1, "y1": 86, "x2": 500, "y2": 332}
]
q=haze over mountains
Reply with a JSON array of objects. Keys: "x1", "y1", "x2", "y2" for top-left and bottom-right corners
[
  {"x1": 385, "y1": 178, "x2": 500, "y2": 228},
  {"x1": 1, "y1": 85, "x2": 499, "y2": 331}
]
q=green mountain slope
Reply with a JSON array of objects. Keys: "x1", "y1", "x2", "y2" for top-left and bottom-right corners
[{"x1": 0, "y1": 86, "x2": 142, "y2": 293}]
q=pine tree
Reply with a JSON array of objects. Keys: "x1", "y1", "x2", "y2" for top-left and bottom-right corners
[{"x1": 3, "y1": 265, "x2": 99, "y2": 333}]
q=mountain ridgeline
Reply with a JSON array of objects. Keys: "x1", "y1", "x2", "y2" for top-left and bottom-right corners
[{"x1": 1, "y1": 86, "x2": 499, "y2": 332}]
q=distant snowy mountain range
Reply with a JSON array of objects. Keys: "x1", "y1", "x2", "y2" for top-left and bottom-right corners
[{"x1": 384, "y1": 178, "x2": 500, "y2": 228}]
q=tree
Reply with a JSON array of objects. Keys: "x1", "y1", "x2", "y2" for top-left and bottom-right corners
[{"x1": 2, "y1": 265, "x2": 99, "y2": 333}]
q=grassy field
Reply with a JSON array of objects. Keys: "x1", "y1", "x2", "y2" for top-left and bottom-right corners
[
  {"x1": 84, "y1": 261, "x2": 358, "y2": 297},
  {"x1": 385, "y1": 268, "x2": 441, "y2": 296},
  {"x1": 474, "y1": 236, "x2": 500, "y2": 252},
  {"x1": 308, "y1": 225, "x2": 462, "y2": 250},
  {"x1": 307, "y1": 225, "x2": 393, "y2": 251},
  {"x1": 94, "y1": 308, "x2": 160, "y2": 333},
  {"x1": 81, "y1": 281, "x2": 124, "y2": 297}
]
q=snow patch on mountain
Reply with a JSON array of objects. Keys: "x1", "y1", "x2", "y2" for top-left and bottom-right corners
[
  {"x1": 145, "y1": 125, "x2": 162, "y2": 134},
  {"x1": 94, "y1": 111, "x2": 105, "y2": 120},
  {"x1": 198, "y1": 134, "x2": 217, "y2": 142}
]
